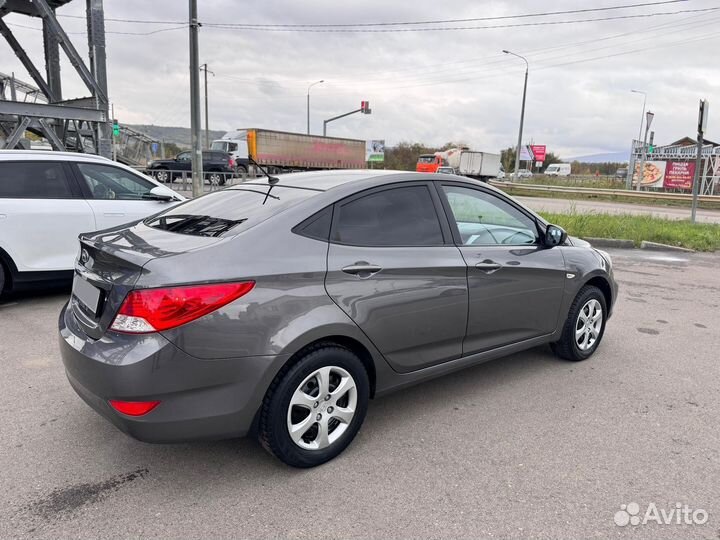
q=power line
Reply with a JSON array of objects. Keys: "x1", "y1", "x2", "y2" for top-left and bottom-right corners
[
  {"x1": 55, "y1": 0, "x2": 691, "y2": 28},
  {"x1": 204, "y1": 7, "x2": 719, "y2": 33}
]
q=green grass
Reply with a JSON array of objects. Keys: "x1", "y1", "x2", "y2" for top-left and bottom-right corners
[{"x1": 540, "y1": 210, "x2": 720, "y2": 251}]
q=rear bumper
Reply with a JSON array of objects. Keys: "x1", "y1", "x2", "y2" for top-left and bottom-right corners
[{"x1": 58, "y1": 302, "x2": 287, "y2": 443}]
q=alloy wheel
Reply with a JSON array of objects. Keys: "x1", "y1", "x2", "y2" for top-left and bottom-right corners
[
  {"x1": 575, "y1": 298, "x2": 603, "y2": 351},
  {"x1": 286, "y1": 366, "x2": 357, "y2": 450}
]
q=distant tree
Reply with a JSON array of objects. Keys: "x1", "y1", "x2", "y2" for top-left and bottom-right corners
[
  {"x1": 384, "y1": 141, "x2": 441, "y2": 170},
  {"x1": 500, "y1": 146, "x2": 516, "y2": 172}
]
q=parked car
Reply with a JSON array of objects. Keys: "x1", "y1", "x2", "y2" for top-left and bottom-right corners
[
  {"x1": 147, "y1": 150, "x2": 235, "y2": 185},
  {"x1": 59, "y1": 170, "x2": 617, "y2": 467},
  {"x1": 513, "y1": 168, "x2": 533, "y2": 179},
  {"x1": 615, "y1": 167, "x2": 628, "y2": 180},
  {"x1": 0, "y1": 150, "x2": 184, "y2": 296},
  {"x1": 436, "y1": 166, "x2": 457, "y2": 175}
]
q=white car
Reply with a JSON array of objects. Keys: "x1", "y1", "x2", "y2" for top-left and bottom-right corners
[
  {"x1": 0, "y1": 150, "x2": 184, "y2": 295},
  {"x1": 512, "y1": 169, "x2": 533, "y2": 179}
]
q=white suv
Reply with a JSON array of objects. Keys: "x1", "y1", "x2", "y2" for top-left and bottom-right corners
[{"x1": 0, "y1": 150, "x2": 184, "y2": 295}]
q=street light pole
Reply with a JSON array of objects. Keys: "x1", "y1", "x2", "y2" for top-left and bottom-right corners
[
  {"x1": 306, "y1": 80, "x2": 324, "y2": 135},
  {"x1": 628, "y1": 90, "x2": 647, "y2": 190},
  {"x1": 504, "y1": 50, "x2": 529, "y2": 180},
  {"x1": 636, "y1": 111, "x2": 654, "y2": 192},
  {"x1": 188, "y1": 0, "x2": 203, "y2": 198},
  {"x1": 630, "y1": 89, "x2": 647, "y2": 142}
]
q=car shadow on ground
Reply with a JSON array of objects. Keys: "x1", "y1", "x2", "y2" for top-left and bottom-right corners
[
  {"x1": 74, "y1": 344, "x2": 570, "y2": 479},
  {"x1": 0, "y1": 283, "x2": 71, "y2": 306}
]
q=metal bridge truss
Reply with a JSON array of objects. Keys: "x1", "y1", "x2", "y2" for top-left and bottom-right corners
[{"x1": 0, "y1": 0, "x2": 111, "y2": 157}]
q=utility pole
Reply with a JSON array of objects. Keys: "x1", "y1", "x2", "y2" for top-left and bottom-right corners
[
  {"x1": 503, "y1": 50, "x2": 528, "y2": 180},
  {"x1": 111, "y1": 102, "x2": 116, "y2": 161},
  {"x1": 200, "y1": 63, "x2": 214, "y2": 149},
  {"x1": 691, "y1": 99, "x2": 709, "y2": 223},
  {"x1": 189, "y1": 0, "x2": 203, "y2": 197},
  {"x1": 628, "y1": 90, "x2": 647, "y2": 189},
  {"x1": 635, "y1": 111, "x2": 654, "y2": 191}
]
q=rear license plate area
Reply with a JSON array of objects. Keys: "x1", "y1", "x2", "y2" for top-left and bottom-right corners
[{"x1": 72, "y1": 274, "x2": 102, "y2": 316}]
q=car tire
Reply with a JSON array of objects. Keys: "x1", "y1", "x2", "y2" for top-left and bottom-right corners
[
  {"x1": 259, "y1": 344, "x2": 370, "y2": 468},
  {"x1": 153, "y1": 169, "x2": 170, "y2": 183},
  {"x1": 206, "y1": 171, "x2": 223, "y2": 186},
  {"x1": 551, "y1": 285, "x2": 607, "y2": 361}
]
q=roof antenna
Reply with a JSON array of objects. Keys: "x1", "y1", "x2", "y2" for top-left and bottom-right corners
[{"x1": 248, "y1": 157, "x2": 280, "y2": 205}]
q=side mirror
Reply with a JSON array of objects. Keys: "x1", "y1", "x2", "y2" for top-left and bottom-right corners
[
  {"x1": 149, "y1": 186, "x2": 175, "y2": 201},
  {"x1": 544, "y1": 224, "x2": 567, "y2": 247}
]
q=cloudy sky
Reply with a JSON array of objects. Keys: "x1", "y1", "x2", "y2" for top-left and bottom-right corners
[{"x1": 2, "y1": 0, "x2": 719, "y2": 158}]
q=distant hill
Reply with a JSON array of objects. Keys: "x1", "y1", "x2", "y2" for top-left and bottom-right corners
[
  {"x1": 126, "y1": 124, "x2": 226, "y2": 147},
  {"x1": 568, "y1": 151, "x2": 629, "y2": 163}
]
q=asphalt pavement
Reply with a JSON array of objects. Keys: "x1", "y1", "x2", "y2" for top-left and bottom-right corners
[{"x1": 1, "y1": 248, "x2": 719, "y2": 539}]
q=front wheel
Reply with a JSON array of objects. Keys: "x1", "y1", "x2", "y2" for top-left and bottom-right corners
[
  {"x1": 259, "y1": 345, "x2": 369, "y2": 468},
  {"x1": 551, "y1": 285, "x2": 607, "y2": 361}
]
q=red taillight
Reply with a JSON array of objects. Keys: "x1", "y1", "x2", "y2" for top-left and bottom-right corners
[
  {"x1": 110, "y1": 281, "x2": 255, "y2": 334},
  {"x1": 109, "y1": 400, "x2": 160, "y2": 416}
]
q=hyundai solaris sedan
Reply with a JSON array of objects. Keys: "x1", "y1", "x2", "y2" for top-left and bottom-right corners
[{"x1": 59, "y1": 170, "x2": 617, "y2": 467}]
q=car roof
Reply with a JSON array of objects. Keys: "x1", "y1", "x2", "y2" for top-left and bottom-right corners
[
  {"x1": 0, "y1": 149, "x2": 116, "y2": 163},
  {"x1": 238, "y1": 169, "x2": 402, "y2": 192}
]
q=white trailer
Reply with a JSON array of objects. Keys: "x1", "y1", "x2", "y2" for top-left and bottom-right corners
[{"x1": 457, "y1": 151, "x2": 501, "y2": 180}]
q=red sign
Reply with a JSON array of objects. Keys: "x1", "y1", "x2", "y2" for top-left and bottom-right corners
[
  {"x1": 663, "y1": 161, "x2": 695, "y2": 190},
  {"x1": 530, "y1": 145, "x2": 546, "y2": 162}
]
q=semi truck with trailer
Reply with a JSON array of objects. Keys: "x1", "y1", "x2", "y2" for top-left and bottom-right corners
[{"x1": 211, "y1": 129, "x2": 366, "y2": 173}]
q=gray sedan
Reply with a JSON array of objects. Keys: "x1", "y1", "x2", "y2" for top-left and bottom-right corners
[{"x1": 59, "y1": 170, "x2": 617, "y2": 467}]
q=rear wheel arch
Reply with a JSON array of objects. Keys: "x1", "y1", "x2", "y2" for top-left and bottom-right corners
[{"x1": 275, "y1": 336, "x2": 377, "y2": 398}]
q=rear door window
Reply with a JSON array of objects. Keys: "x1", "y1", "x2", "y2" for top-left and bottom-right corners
[
  {"x1": 332, "y1": 185, "x2": 444, "y2": 246},
  {"x1": 76, "y1": 163, "x2": 155, "y2": 200},
  {"x1": 0, "y1": 161, "x2": 74, "y2": 198}
]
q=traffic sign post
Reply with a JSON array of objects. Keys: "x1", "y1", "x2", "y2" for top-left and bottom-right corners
[{"x1": 691, "y1": 99, "x2": 709, "y2": 223}]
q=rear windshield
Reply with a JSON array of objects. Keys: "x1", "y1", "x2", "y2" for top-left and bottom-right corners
[{"x1": 144, "y1": 186, "x2": 318, "y2": 237}]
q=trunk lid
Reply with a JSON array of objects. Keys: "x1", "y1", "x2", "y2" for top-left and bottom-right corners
[{"x1": 70, "y1": 223, "x2": 223, "y2": 339}]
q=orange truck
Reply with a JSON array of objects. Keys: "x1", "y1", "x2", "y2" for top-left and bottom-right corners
[{"x1": 416, "y1": 147, "x2": 501, "y2": 180}]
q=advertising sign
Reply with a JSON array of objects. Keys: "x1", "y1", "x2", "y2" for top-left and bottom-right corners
[
  {"x1": 519, "y1": 145, "x2": 533, "y2": 161},
  {"x1": 530, "y1": 145, "x2": 546, "y2": 162},
  {"x1": 663, "y1": 161, "x2": 695, "y2": 190},
  {"x1": 632, "y1": 160, "x2": 666, "y2": 188},
  {"x1": 366, "y1": 139, "x2": 385, "y2": 162}
]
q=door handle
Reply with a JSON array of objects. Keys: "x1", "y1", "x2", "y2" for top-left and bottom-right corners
[
  {"x1": 103, "y1": 212, "x2": 125, "y2": 217},
  {"x1": 475, "y1": 260, "x2": 502, "y2": 273},
  {"x1": 342, "y1": 262, "x2": 382, "y2": 277}
]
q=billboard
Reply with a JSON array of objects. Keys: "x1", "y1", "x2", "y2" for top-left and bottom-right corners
[
  {"x1": 530, "y1": 145, "x2": 546, "y2": 162},
  {"x1": 663, "y1": 161, "x2": 695, "y2": 189},
  {"x1": 632, "y1": 160, "x2": 666, "y2": 188},
  {"x1": 366, "y1": 140, "x2": 385, "y2": 162}
]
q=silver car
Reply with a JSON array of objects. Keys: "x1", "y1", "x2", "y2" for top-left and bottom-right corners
[{"x1": 59, "y1": 170, "x2": 617, "y2": 467}]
